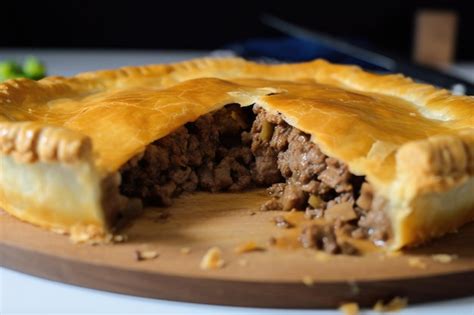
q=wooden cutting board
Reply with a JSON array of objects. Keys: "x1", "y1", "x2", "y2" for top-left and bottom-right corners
[{"x1": 1, "y1": 190, "x2": 473, "y2": 308}]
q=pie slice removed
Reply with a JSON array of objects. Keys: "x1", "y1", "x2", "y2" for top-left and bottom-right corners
[{"x1": 0, "y1": 58, "x2": 473, "y2": 250}]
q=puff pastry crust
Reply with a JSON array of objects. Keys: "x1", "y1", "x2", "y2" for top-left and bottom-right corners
[{"x1": 0, "y1": 58, "x2": 473, "y2": 248}]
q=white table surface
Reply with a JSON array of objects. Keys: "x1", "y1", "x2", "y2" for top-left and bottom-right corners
[{"x1": 0, "y1": 49, "x2": 473, "y2": 315}]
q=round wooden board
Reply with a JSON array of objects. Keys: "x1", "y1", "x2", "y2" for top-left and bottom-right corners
[{"x1": 1, "y1": 190, "x2": 473, "y2": 308}]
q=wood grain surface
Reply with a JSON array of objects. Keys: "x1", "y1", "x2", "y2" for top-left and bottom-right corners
[{"x1": 1, "y1": 190, "x2": 473, "y2": 308}]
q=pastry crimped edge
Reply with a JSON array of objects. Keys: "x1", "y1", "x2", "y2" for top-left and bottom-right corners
[{"x1": 0, "y1": 57, "x2": 473, "y2": 249}]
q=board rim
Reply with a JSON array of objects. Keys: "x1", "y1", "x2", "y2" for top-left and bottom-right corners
[{"x1": 2, "y1": 241, "x2": 474, "y2": 309}]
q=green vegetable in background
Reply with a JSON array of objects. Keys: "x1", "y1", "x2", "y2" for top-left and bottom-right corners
[
  {"x1": 0, "y1": 57, "x2": 46, "y2": 82},
  {"x1": 0, "y1": 61, "x2": 23, "y2": 80},
  {"x1": 22, "y1": 56, "x2": 47, "y2": 80}
]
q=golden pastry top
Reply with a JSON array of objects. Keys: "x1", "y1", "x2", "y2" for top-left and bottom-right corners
[{"x1": 0, "y1": 58, "x2": 473, "y2": 191}]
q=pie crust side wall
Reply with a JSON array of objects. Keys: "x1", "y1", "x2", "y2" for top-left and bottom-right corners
[
  {"x1": 390, "y1": 131, "x2": 474, "y2": 248},
  {"x1": 0, "y1": 122, "x2": 111, "y2": 238},
  {"x1": 395, "y1": 177, "x2": 474, "y2": 248},
  {"x1": 0, "y1": 153, "x2": 107, "y2": 239}
]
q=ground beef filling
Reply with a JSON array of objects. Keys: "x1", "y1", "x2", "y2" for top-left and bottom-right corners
[
  {"x1": 120, "y1": 104, "x2": 254, "y2": 205},
  {"x1": 120, "y1": 104, "x2": 392, "y2": 253}
]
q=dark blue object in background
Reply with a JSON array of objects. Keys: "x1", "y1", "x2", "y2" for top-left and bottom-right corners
[{"x1": 226, "y1": 37, "x2": 388, "y2": 72}]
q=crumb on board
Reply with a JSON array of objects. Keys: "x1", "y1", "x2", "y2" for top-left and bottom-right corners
[
  {"x1": 51, "y1": 227, "x2": 67, "y2": 235},
  {"x1": 135, "y1": 250, "x2": 159, "y2": 261},
  {"x1": 373, "y1": 296, "x2": 408, "y2": 312},
  {"x1": 234, "y1": 241, "x2": 265, "y2": 254},
  {"x1": 180, "y1": 247, "x2": 192, "y2": 255},
  {"x1": 113, "y1": 234, "x2": 127, "y2": 243},
  {"x1": 381, "y1": 250, "x2": 402, "y2": 261},
  {"x1": 69, "y1": 227, "x2": 113, "y2": 245},
  {"x1": 143, "y1": 208, "x2": 170, "y2": 222},
  {"x1": 200, "y1": 247, "x2": 225, "y2": 270},
  {"x1": 314, "y1": 251, "x2": 330, "y2": 262},
  {"x1": 338, "y1": 302, "x2": 359, "y2": 315},
  {"x1": 387, "y1": 251, "x2": 402, "y2": 257},
  {"x1": 153, "y1": 211, "x2": 170, "y2": 221},
  {"x1": 408, "y1": 257, "x2": 427, "y2": 269},
  {"x1": 238, "y1": 258, "x2": 249, "y2": 267},
  {"x1": 268, "y1": 236, "x2": 277, "y2": 245},
  {"x1": 273, "y1": 215, "x2": 294, "y2": 229},
  {"x1": 301, "y1": 275, "x2": 315, "y2": 287},
  {"x1": 431, "y1": 254, "x2": 458, "y2": 263}
]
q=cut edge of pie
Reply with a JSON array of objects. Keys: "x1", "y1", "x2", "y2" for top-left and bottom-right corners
[{"x1": 0, "y1": 57, "x2": 473, "y2": 250}]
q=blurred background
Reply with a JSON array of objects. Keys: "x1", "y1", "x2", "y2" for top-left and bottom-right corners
[{"x1": 1, "y1": 0, "x2": 473, "y2": 88}]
